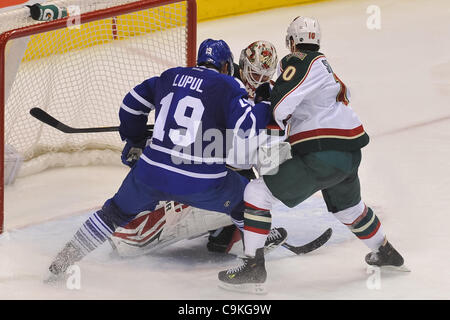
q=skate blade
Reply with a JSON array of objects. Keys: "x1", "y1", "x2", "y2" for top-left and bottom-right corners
[
  {"x1": 218, "y1": 281, "x2": 267, "y2": 295},
  {"x1": 380, "y1": 264, "x2": 411, "y2": 272},
  {"x1": 43, "y1": 271, "x2": 68, "y2": 287}
]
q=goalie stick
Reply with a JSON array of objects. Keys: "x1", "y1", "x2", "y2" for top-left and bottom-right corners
[
  {"x1": 282, "y1": 228, "x2": 332, "y2": 255},
  {"x1": 29, "y1": 107, "x2": 154, "y2": 133}
]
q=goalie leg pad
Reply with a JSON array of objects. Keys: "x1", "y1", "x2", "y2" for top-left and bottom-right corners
[
  {"x1": 111, "y1": 203, "x2": 167, "y2": 248},
  {"x1": 110, "y1": 202, "x2": 234, "y2": 257}
]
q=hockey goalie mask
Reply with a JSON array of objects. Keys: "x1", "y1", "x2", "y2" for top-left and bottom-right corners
[
  {"x1": 239, "y1": 41, "x2": 277, "y2": 98},
  {"x1": 285, "y1": 16, "x2": 321, "y2": 49}
]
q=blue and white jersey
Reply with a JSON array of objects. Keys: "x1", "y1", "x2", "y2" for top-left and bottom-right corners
[{"x1": 119, "y1": 66, "x2": 267, "y2": 194}]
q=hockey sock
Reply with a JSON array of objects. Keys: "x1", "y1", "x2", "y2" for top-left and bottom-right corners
[
  {"x1": 49, "y1": 202, "x2": 125, "y2": 275},
  {"x1": 347, "y1": 206, "x2": 385, "y2": 251},
  {"x1": 243, "y1": 202, "x2": 271, "y2": 257},
  {"x1": 71, "y1": 210, "x2": 114, "y2": 256},
  {"x1": 69, "y1": 199, "x2": 137, "y2": 257},
  {"x1": 334, "y1": 201, "x2": 386, "y2": 251}
]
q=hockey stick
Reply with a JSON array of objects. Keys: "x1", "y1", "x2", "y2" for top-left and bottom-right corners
[
  {"x1": 282, "y1": 228, "x2": 332, "y2": 255},
  {"x1": 30, "y1": 107, "x2": 154, "y2": 133},
  {"x1": 29, "y1": 107, "x2": 331, "y2": 255}
]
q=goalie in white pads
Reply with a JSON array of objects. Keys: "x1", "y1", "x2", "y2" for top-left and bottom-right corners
[{"x1": 109, "y1": 40, "x2": 285, "y2": 257}]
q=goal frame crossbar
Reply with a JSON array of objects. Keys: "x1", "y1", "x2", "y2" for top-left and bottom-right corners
[{"x1": 0, "y1": 0, "x2": 197, "y2": 233}]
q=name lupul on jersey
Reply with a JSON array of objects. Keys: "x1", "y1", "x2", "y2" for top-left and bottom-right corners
[{"x1": 172, "y1": 74, "x2": 204, "y2": 93}]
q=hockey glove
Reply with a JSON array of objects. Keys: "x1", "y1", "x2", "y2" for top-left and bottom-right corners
[
  {"x1": 254, "y1": 82, "x2": 271, "y2": 103},
  {"x1": 121, "y1": 139, "x2": 147, "y2": 168}
]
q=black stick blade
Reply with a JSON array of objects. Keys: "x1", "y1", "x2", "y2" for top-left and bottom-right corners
[
  {"x1": 30, "y1": 107, "x2": 65, "y2": 130},
  {"x1": 282, "y1": 228, "x2": 332, "y2": 255}
]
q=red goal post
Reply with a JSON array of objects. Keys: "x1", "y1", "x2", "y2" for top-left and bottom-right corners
[{"x1": 0, "y1": 0, "x2": 197, "y2": 233}]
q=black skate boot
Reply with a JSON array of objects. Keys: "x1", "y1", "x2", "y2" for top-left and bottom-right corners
[
  {"x1": 45, "y1": 241, "x2": 85, "y2": 284},
  {"x1": 264, "y1": 227, "x2": 288, "y2": 254},
  {"x1": 218, "y1": 248, "x2": 267, "y2": 294},
  {"x1": 207, "y1": 225, "x2": 240, "y2": 253},
  {"x1": 365, "y1": 240, "x2": 409, "y2": 272},
  {"x1": 208, "y1": 226, "x2": 288, "y2": 255}
]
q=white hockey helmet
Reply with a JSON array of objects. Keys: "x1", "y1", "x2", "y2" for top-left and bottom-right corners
[
  {"x1": 239, "y1": 40, "x2": 278, "y2": 97},
  {"x1": 285, "y1": 16, "x2": 321, "y2": 50}
]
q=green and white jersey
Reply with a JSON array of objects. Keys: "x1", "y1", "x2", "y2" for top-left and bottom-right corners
[{"x1": 271, "y1": 51, "x2": 369, "y2": 154}]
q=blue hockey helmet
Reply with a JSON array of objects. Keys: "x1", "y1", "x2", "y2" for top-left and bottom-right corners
[{"x1": 197, "y1": 39, "x2": 234, "y2": 75}]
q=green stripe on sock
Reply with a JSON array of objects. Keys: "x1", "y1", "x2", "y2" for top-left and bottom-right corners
[{"x1": 351, "y1": 208, "x2": 380, "y2": 238}]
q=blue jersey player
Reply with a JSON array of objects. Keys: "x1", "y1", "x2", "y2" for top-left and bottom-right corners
[{"x1": 46, "y1": 39, "x2": 277, "y2": 279}]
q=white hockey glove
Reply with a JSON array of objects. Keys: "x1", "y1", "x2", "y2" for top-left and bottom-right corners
[{"x1": 256, "y1": 141, "x2": 292, "y2": 176}]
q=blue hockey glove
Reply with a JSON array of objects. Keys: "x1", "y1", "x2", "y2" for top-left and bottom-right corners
[{"x1": 121, "y1": 139, "x2": 147, "y2": 168}]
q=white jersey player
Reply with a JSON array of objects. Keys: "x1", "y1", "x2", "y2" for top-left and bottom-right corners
[{"x1": 218, "y1": 17, "x2": 408, "y2": 294}]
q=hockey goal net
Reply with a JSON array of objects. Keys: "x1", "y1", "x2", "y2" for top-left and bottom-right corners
[{"x1": 0, "y1": 0, "x2": 197, "y2": 232}]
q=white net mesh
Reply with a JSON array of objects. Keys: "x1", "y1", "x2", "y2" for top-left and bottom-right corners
[{"x1": 2, "y1": 0, "x2": 191, "y2": 177}]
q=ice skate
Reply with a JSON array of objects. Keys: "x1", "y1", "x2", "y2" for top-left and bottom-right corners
[
  {"x1": 264, "y1": 227, "x2": 288, "y2": 254},
  {"x1": 45, "y1": 241, "x2": 84, "y2": 284},
  {"x1": 365, "y1": 240, "x2": 410, "y2": 272},
  {"x1": 218, "y1": 248, "x2": 267, "y2": 294},
  {"x1": 207, "y1": 225, "x2": 240, "y2": 253}
]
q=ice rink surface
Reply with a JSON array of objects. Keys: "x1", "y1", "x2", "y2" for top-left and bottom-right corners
[{"x1": 1, "y1": 0, "x2": 450, "y2": 300}]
